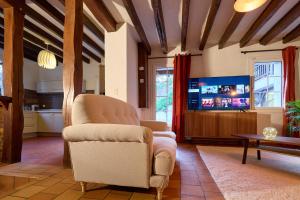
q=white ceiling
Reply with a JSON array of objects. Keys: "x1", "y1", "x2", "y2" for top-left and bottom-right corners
[{"x1": 103, "y1": 0, "x2": 300, "y2": 52}]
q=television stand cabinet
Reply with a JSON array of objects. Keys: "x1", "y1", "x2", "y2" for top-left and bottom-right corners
[{"x1": 184, "y1": 111, "x2": 271, "y2": 138}]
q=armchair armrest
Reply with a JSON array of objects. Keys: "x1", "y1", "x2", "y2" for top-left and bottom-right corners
[
  {"x1": 140, "y1": 120, "x2": 169, "y2": 131},
  {"x1": 63, "y1": 123, "x2": 152, "y2": 143}
]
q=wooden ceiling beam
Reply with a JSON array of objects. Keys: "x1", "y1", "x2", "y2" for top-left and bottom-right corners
[
  {"x1": 0, "y1": 18, "x2": 91, "y2": 63},
  {"x1": 29, "y1": 0, "x2": 104, "y2": 57},
  {"x1": 260, "y1": 1, "x2": 300, "y2": 45},
  {"x1": 151, "y1": 0, "x2": 168, "y2": 54},
  {"x1": 199, "y1": 0, "x2": 221, "y2": 50},
  {"x1": 181, "y1": 0, "x2": 190, "y2": 51},
  {"x1": 283, "y1": 24, "x2": 300, "y2": 43},
  {"x1": 57, "y1": 0, "x2": 105, "y2": 42},
  {"x1": 240, "y1": 0, "x2": 286, "y2": 47},
  {"x1": 122, "y1": 0, "x2": 151, "y2": 54},
  {"x1": 84, "y1": 0, "x2": 117, "y2": 32},
  {"x1": 218, "y1": 12, "x2": 245, "y2": 49}
]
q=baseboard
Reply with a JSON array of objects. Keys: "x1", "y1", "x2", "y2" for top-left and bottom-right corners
[
  {"x1": 37, "y1": 132, "x2": 62, "y2": 137},
  {"x1": 23, "y1": 132, "x2": 38, "y2": 139},
  {"x1": 184, "y1": 137, "x2": 255, "y2": 147}
]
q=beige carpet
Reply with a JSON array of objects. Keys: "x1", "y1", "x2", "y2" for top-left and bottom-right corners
[{"x1": 197, "y1": 146, "x2": 300, "y2": 200}]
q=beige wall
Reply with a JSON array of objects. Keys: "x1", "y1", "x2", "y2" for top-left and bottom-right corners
[
  {"x1": 105, "y1": 23, "x2": 140, "y2": 111},
  {"x1": 142, "y1": 41, "x2": 300, "y2": 133}
]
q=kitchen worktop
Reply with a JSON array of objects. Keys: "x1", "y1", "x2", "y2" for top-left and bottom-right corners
[{"x1": 24, "y1": 109, "x2": 62, "y2": 113}]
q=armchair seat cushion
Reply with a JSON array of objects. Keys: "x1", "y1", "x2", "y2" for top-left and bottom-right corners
[
  {"x1": 153, "y1": 137, "x2": 177, "y2": 176},
  {"x1": 153, "y1": 131, "x2": 176, "y2": 140}
]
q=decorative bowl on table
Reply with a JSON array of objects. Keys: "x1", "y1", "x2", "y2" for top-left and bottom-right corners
[{"x1": 262, "y1": 127, "x2": 278, "y2": 139}]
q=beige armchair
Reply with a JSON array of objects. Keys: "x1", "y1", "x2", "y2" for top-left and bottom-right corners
[{"x1": 63, "y1": 94, "x2": 177, "y2": 200}]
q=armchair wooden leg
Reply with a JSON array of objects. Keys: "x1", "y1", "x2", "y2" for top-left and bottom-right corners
[
  {"x1": 156, "y1": 187, "x2": 163, "y2": 200},
  {"x1": 156, "y1": 176, "x2": 169, "y2": 200},
  {"x1": 80, "y1": 182, "x2": 87, "y2": 193}
]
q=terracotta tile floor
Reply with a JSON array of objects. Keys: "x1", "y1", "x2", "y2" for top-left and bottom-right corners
[{"x1": 0, "y1": 137, "x2": 224, "y2": 199}]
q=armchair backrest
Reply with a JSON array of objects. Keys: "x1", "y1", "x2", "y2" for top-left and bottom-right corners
[{"x1": 72, "y1": 94, "x2": 139, "y2": 125}]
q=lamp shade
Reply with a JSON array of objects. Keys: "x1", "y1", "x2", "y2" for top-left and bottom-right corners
[
  {"x1": 37, "y1": 50, "x2": 57, "y2": 69},
  {"x1": 234, "y1": 0, "x2": 267, "y2": 12}
]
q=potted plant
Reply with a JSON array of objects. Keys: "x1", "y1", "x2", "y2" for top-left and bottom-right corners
[{"x1": 286, "y1": 100, "x2": 300, "y2": 137}]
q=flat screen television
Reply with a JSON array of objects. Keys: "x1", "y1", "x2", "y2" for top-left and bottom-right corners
[{"x1": 188, "y1": 75, "x2": 251, "y2": 110}]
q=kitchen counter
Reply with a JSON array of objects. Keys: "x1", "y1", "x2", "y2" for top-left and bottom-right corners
[
  {"x1": 36, "y1": 109, "x2": 62, "y2": 113},
  {"x1": 24, "y1": 109, "x2": 62, "y2": 113}
]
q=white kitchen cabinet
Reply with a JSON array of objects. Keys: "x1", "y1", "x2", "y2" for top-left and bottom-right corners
[
  {"x1": 37, "y1": 112, "x2": 64, "y2": 133},
  {"x1": 37, "y1": 80, "x2": 63, "y2": 93},
  {"x1": 23, "y1": 112, "x2": 38, "y2": 133}
]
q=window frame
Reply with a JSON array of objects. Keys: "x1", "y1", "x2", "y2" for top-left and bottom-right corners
[
  {"x1": 249, "y1": 57, "x2": 284, "y2": 110},
  {"x1": 154, "y1": 66, "x2": 174, "y2": 125}
]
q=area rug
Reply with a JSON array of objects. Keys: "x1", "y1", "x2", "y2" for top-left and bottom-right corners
[{"x1": 197, "y1": 146, "x2": 300, "y2": 200}]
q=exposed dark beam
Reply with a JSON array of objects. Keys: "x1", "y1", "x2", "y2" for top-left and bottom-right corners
[
  {"x1": 30, "y1": 0, "x2": 64, "y2": 24},
  {"x1": 29, "y1": 0, "x2": 104, "y2": 56},
  {"x1": 151, "y1": 0, "x2": 168, "y2": 53},
  {"x1": 181, "y1": 0, "x2": 190, "y2": 51},
  {"x1": 24, "y1": 5, "x2": 63, "y2": 36},
  {"x1": 218, "y1": 12, "x2": 245, "y2": 49},
  {"x1": 260, "y1": 1, "x2": 300, "y2": 45},
  {"x1": 122, "y1": 0, "x2": 151, "y2": 54},
  {"x1": 83, "y1": 16, "x2": 104, "y2": 42},
  {"x1": 199, "y1": 0, "x2": 221, "y2": 50},
  {"x1": 84, "y1": 0, "x2": 117, "y2": 32},
  {"x1": 57, "y1": 0, "x2": 105, "y2": 42},
  {"x1": 0, "y1": 18, "x2": 92, "y2": 63},
  {"x1": 283, "y1": 24, "x2": 300, "y2": 43},
  {"x1": 240, "y1": 0, "x2": 286, "y2": 47}
]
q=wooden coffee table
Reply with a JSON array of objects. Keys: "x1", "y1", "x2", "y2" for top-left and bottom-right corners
[{"x1": 232, "y1": 134, "x2": 300, "y2": 164}]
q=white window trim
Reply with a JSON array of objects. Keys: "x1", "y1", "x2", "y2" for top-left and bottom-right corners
[
  {"x1": 154, "y1": 66, "x2": 173, "y2": 124},
  {"x1": 248, "y1": 56, "x2": 284, "y2": 109}
]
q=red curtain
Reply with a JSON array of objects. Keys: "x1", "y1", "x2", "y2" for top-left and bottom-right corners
[
  {"x1": 172, "y1": 54, "x2": 191, "y2": 142},
  {"x1": 282, "y1": 46, "x2": 296, "y2": 136}
]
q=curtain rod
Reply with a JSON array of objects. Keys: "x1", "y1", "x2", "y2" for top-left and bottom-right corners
[
  {"x1": 241, "y1": 47, "x2": 299, "y2": 54},
  {"x1": 148, "y1": 53, "x2": 202, "y2": 59}
]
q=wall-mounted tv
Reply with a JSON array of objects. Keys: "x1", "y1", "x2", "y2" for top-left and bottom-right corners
[{"x1": 188, "y1": 75, "x2": 251, "y2": 110}]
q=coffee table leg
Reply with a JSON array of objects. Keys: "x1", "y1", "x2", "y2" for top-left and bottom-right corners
[
  {"x1": 242, "y1": 139, "x2": 249, "y2": 164},
  {"x1": 256, "y1": 140, "x2": 261, "y2": 160}
]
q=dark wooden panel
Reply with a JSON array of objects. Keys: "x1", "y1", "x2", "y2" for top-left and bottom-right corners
[
  {"x1": 138, "y1": 43, "x2": 148, "y2": 108},
  {"x1": 38, "y1": 93, "x2": 63, "y2": 109},
  {"x1": 2, "y1": 0, "x2": 25, "y2": 163}
]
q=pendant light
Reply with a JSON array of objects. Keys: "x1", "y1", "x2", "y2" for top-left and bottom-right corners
[
  {"x1": 234, "y1": 0, "x2": 267, "y2": 12},
  {"x1": 37, "y1": 42, "x2": 57, "y2": 69}
]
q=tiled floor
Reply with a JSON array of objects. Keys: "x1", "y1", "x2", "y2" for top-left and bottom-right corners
[{"x1": 0, "y1": 137, "x2": 224, "y2": 199}]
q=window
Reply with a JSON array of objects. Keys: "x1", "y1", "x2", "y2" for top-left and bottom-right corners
[
  {"x1": 254, "y1": 61, "x2": 283, "y2": 108},
  {"x1": 155, "y1": 68, "x2": 173, "y2": 126}
]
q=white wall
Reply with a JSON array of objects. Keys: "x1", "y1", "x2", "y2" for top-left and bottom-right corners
[
  {"x1": 142, "y1": 41, "x2": 300, "y2": 132},
  {"x1": 105, "y1": 23, "x2": 128, "y2": 102},
  {"x1": 105, "y1": 23, "x2": 139, "y2": 110}
]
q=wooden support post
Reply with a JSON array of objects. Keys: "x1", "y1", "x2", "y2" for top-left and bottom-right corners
[
  {"x1": 1, "y1": 0, "x2": 25, "y2": 163},
  {"x1": 63, "y1": 0, "x2": 83, "y2": 167}
]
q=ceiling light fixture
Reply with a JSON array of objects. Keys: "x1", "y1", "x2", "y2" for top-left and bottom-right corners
[
  {"x1": 37, "y1": 42, "x2": 57, "y2": 70},
  {"x1": 234, "y1": 0, "x2": 267, "y2": 12}
]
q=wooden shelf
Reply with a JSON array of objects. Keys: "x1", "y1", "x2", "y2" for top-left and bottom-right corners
[{"x1": 0, "y1": 96, "x2": 12, "y2": 110}]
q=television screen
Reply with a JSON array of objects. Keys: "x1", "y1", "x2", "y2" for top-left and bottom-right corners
[{"x1": 188, "y1": 75, "x2": 251, "y2": 110}]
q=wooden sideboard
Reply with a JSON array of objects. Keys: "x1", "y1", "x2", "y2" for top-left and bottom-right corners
[{"x1": 185, "y1": 111, "x2": 271, "y2": 138}]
